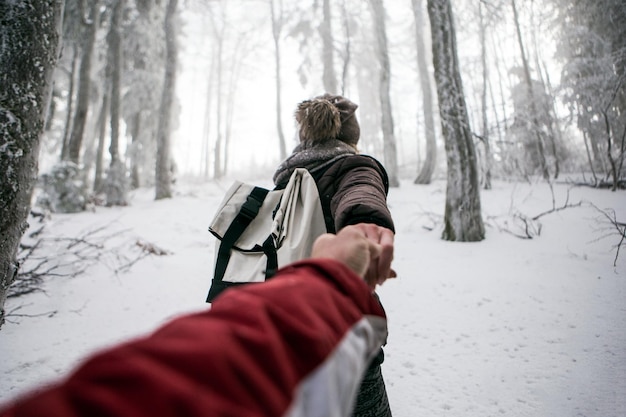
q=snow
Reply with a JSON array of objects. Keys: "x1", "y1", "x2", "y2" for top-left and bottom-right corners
[{"x1": 1, "y1": 178, "x2": 625, "y2": 417}]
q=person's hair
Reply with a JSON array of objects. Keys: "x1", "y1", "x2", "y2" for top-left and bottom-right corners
[{"x1": 295, "y1": 98, "x2": 342, "y2": 144}]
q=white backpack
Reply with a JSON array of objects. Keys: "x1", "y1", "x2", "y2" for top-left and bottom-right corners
[{"x1": 206, "y1": 168, "x2": 328, "y2": 302}]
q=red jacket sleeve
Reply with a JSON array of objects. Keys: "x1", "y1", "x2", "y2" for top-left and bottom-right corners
[{"x1": 1, "y1": 259, "x2": 387, "y2": 417}]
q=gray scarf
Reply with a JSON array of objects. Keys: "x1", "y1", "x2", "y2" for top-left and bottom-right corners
[{"x1": 273, "y1": 139, "x2": 357, "y2": 185}]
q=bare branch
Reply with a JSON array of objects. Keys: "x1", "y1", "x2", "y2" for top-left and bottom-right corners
[{"x1": 589, "y1": 203, "x2": 626, "y2": 266}]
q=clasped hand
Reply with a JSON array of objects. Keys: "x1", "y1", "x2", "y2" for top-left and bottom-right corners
[{"x1": 311, "y1": 224, "x2": 396, "y2": 289}]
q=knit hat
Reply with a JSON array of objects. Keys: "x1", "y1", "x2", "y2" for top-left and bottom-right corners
[{"x1": 295, "y1": 94, "x2": 360, "y2": 146}]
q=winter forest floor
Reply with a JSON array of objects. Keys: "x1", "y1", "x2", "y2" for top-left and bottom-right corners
[{"x1": 1, "y1": 177, "x2": 625, "y2": 417}]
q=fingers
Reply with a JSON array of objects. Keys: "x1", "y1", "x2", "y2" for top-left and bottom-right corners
[
  {"x1": 311, "y1": 224, "x2": 395, "y2": 287},
  {"x1": 311, "y1": 228, "x2": 374, "y2": 278}
]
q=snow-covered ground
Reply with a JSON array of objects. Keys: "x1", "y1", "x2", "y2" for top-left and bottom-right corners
[{"x1": 1, "y1": 178, "x2": 625, "y2": 417}]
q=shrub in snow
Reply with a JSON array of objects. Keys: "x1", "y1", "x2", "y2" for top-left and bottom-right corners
[{"x1": 36, "y1": 162, "x2": 88, "y2": 213}]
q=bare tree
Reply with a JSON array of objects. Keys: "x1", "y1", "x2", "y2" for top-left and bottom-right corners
[
  {"x1": 368, "y1": 0, "x2": 400, "y2": 187},
  {"x1": 155, "y1": 0, "x2": 179, "y2": 199},
  {"x1": 60, "y1": 46, "x2": 79, "y2": 160},
  {"x1": 0, "y1": 0, "x2": 64, "y2": 327},
  {"x1": 67, "y1": 0, "x2": 101, "y2": 164},
  {"x1": 321, "y1": 0, "x2": 337, "y2": 94},
  {"x1": 478, "y1": 1, "x2": 493, "y2": 189},
  {"x1": 105, "y1": 0, "x2": 128, "y2": 206},
  {"x1": 412, "y1": 0, "x2": 438, "y2": 185},
  {"x1": 94, "y1": 87, "x2": 109, "y2": 193},
  {"x1": 207, "y1": 3, "x2": 226, "y2": 179},
  {"x1": 270, "y1": 0, "x2": 287, "y2": 161},
  {"x1": 427, "y1": 0, "x2": 485, "y2": 241},
  {"x1": 511, "y1": 0, "x2": 549, "y2": 180}
]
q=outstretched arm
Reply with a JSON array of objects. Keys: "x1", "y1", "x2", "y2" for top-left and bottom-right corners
[{"x1": 1, "y1": 226, "x2": 389, "y2": 417}]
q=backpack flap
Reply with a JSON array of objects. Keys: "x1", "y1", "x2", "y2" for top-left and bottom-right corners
[
  {"x1": 209, "y1": 181, "x2": 282, "y2": 250},
  {"x1": 274, "y1": 168, "x2": 327, "y2": 264}
]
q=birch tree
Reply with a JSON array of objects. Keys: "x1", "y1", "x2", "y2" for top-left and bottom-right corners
[
  {"x1": 427, "y1": 0, "x2": 485, "y2": 241},
  {"x1": 0, "y1": 0, "x2": 64, "y2": 327}
]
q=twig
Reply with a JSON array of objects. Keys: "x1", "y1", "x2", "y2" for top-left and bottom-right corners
[{"x1": 589, "y1": 203, "x2": 626, "y2": 266}]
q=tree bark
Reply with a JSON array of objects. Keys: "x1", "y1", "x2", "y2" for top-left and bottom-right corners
[
  {"x1": 0, "y1": 0, "x2": 64, "y2": 328},
  {"x1": 412, "y1": 0, "x2": 437, "y2": 185},
  {"x1": 156, "y1": 0, "x2": 179, "y2": 199},
  {"x1": 67, "y1": 1, "x2": 100, "y2": 164},
  {"x1": 369, "y1": 0, "x2": 400, "y2": 187},
  {"x1": 427, "y1": 0, "x2": 485, "y2": 242}
]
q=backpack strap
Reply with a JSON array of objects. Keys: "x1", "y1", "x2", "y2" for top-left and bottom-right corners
[
  {"x1": 262, "y1": 235, "x2": 278, "y2": 279},
  {"x1": 210, "y1": 187, "x2": 269, "y2": 293}
]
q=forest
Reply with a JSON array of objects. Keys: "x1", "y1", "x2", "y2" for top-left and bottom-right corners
[{"x1": 1, "y1": 0, "x2": 625, "y2": 325}]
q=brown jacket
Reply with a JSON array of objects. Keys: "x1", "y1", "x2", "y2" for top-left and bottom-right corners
[{"x1": 311, "y1": 155, "x2": 395, "y2": 234}]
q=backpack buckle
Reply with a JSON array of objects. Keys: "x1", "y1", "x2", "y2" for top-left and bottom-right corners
[{"x1": 240, "y1": 191, "x2": 264, "y2": 220}]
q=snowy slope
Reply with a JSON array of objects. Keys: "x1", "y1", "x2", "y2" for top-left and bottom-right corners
[{"x1": 1, "y1": 178, "x2": 625, "y2": 417}]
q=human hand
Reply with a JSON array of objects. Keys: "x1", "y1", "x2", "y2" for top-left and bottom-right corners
[
  {"x1": 356, "y1": 223, "x2": 396, "y2": 289},
  {"x1": 311, "y1": 224, "x2": 396, "y2": 289}
]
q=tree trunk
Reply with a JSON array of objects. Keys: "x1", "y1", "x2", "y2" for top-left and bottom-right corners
[
  {"x1": 105, "y1": 0, "x2": 128, "y2": 206},
  {"x1": 108, "y1": 0, "x2": 122, "y2": 165},
  {"x1": 369, "y1": 0, "x2": 400, "y2": 187},
  {"x1": 511, "y1": 0, "x2": 549, "y2": 180},
  {"x1": 223, "y1": 37, "x2": 245, "y2": 177},
  {"x1": 339, "y1": 0, "x2": 352, "y2": 95},
  {"x1": 67, "y1": 1, "x2": 100, "y2": 164},
  {"x1": 130, "y1": 112, "x2": 142, "y2": 189},
  {"x1": 209, "y1": 7, "x2": 225, "y2": 179},
  {"x1": 61, "y1": 45, "x2": 79, "y2": 161},
  {"x1": 427, "y1": 0, "x2": 485, "y2": 242},
  {"x1": 479, "y1": 1, "x2": 493, "y2": 190},
  {"x1": 94, "y1": 86, "x2": 109, "y2": 193},
  {"x1": 412, "y1": 0, "x2": 437, "y2": 185},
  {"x1": 202, "y1": 50, "x2": 216, "y2": 179},
  {"x1": 156, "y1": 0, "x2": 179, "y2": 199},
  {"x1": 0, "y1": 0, "x2": 64, "y2": 328},
  {"x1": 270, "y1": 0, "x2": 287, "y2": 162},
  {"x1": 321, "y1": 0, "x2": 337, "y2": 94}
]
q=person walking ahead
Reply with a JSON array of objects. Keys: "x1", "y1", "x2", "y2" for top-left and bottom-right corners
[{"x1": 274, "y1": 93, "x2": 396, "y2": 417}]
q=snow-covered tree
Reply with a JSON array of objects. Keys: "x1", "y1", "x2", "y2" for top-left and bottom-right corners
[
  {"x1": 427, "y1": 0, "x2": 485, "y2": 241},
  {"x1": 0, "y1": 0, "x2": 64, "y2": 327},
  {"x1": 553, "y1": 0, "x2": 626, "y2": 188},
  {"x1": 66, "y1": 0, "x2": 101, "y2": 164},
  {"x1": 104, "y1": 0, "x2": 129, "y2": 206},
  {"x1": 155, "y1": 0, "x2": 179, "y2": 199}
]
